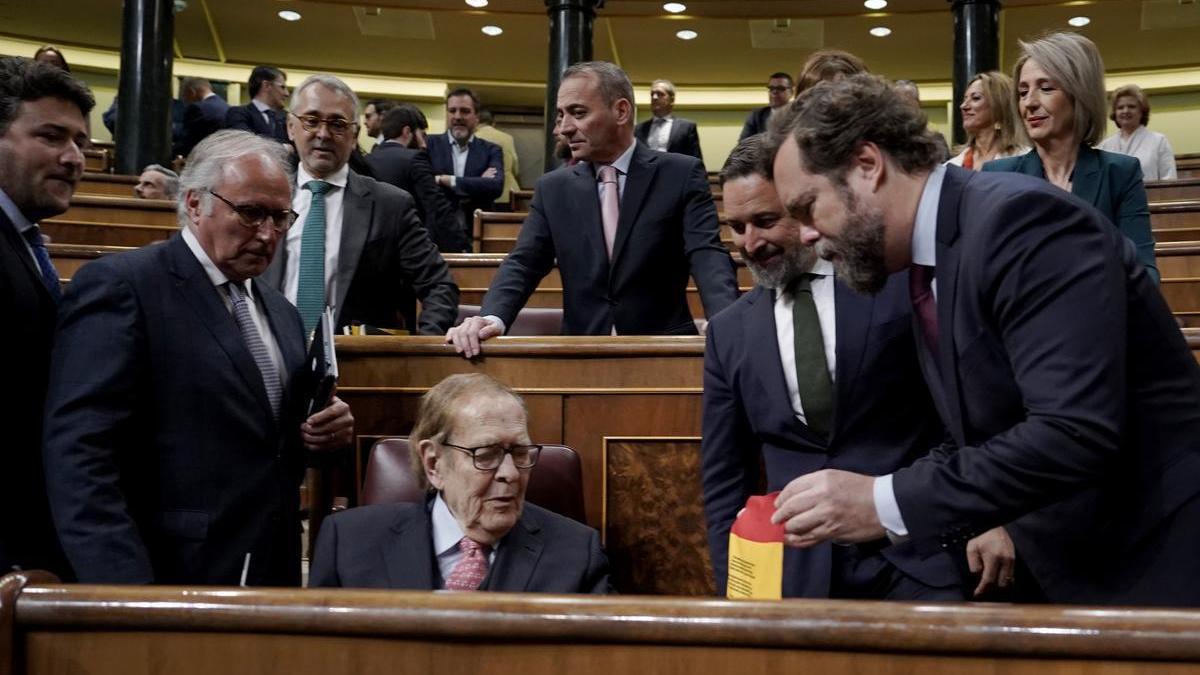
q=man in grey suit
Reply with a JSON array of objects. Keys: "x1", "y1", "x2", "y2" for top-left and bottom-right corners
[
  {"x1": 262, "y1": 74, "x2": 458, "y2": 336},
  {"x1": 634, "y1": 79, "x2": 703, "y2": 161},
  {"x1": 310, "y1": 373, "x2": 612, "y2": 593},
  {"x1": 446, "y1": 61, "x2": 737, "y2": 357},
  {"x1": 767, "y1": 73, "x2": 1200, "y2": 606}
]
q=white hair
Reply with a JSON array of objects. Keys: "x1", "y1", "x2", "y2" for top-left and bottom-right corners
[{"x1": 175, "y1": 129, "x2": 293, "y2": 227}]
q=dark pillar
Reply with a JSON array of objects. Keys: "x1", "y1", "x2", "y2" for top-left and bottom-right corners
[
  {"x1": 115, "y1": 0, "x2": 174, "y2": 175},
  {"x1": 543, "y1": 0, "x2": 602, "y2": 171},
  {"x1": 949, "y1": 0, "x2": 1000, "y2": 146}
]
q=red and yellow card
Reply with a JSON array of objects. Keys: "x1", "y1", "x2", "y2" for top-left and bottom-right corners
[{"x1": 727, "y1": 492, "x2": 785, "y2": 599}]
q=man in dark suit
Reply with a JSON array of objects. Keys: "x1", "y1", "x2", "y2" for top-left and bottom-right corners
[
  {"x1": 367, "y1": 104, "x2": 464, "y2": 253},
  {"x1": 768, "y1": 73, "x2": 1200, "y2": 606},
  {"x1": 223, "y1": 66, "x2": 289, "y2": 143},
  {"x1": 43, "y1": 130, "x2": 355, "y2": 585},
  {"x1": 176, "y1": 77, "x2": 229, "y2": 157},
  {"x1": 634, "y1": 79, "x2": 703, "y2": 161},
  {"x1": 446, "y1": 61, "x2": 737, "y2": 356},
  {"x1": 426, "y1": 88, "x2": 503, "y2": 251},
  {"x1": 738, "y1": 72, "x2": 792, "y2": 141},
  {"x1": 702, "y1": 136, "x2": 966, "y2": 600},
  {"x1": 310, "y1": 373, "x2": 612, "y2": 593},
  {"x1": 0, "y1": 57, "x2": 93, "y2": 579},
  {"x1": 262, "y1": 74, "x2": 458, "y2": 336}
]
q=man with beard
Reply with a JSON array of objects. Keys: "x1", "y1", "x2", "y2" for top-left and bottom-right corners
[
  {"x1": 701, "y1": 135, "x2": 969, "y2": 600},
  {"x1": 768, "y1": 73, "x2": 1200, "y2": 606},
  {"x1": 427, "y1": 88, "x2": 503, "y2": 251},
  {"x1": 367, "y1": 104, "x2": 463, "y2": 252}
]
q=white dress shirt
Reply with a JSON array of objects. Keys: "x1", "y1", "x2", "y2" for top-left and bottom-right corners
[
  {"x1": 872, "y1": 163, "x2": 947, "y2": 538},
  {"x1": 181, "y1": 225, "x2": 286, "y2": 384},
  {"x1": 648, "y1": 115, "x2": 674, "y2": 152},
  {"x1": 284, "y1": 163, "x2": 349, "y2": 313},
  {"x1": 0, "y1": 186, "x2": 41, "y2": 271},
  {"x1": 251, "y1": 99, "x2": 276, "y2": 128},
  {"x1": 431, "y1": 492, "x2": 499, "y2": 586},
  {"x1": 773, "y1": 258, "x2": 837, "y2": 424},
  {"x1": 1096, "y1": 126, "x2": 1177, "y2": 181}
]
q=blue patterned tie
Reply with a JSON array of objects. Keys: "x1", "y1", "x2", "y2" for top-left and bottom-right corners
[
  {"x1": 22, "y1": 225, "x2": 61, "y2": 303},
  {"x1": 296, "y1": 180, "x2": 332, "y2": 335},
  {"x1": 227, "y1": 282, "x2": 283, "y2": 419}
]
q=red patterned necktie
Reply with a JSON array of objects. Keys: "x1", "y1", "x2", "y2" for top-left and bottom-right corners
[{"x1": 444, "y1": 537, "x2": 490, "y2": 591}]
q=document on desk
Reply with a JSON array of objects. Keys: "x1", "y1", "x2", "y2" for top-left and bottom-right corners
[
  {"x1": 306, "y1": 306, "x2": 339, "y2": 415},
  {"x1": 727, "y1": 492, "x2": 785, "y2": 600}
]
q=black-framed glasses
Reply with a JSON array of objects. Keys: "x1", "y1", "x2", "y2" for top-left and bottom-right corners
[
  {"x1": 441, "y1": 441, "x2": 542, "y2": 471},
  {"x1": 288, "y1": 111, "x2": 358, "y2": 137},
  {"x1": 767, "y1": 85, "x2": 791, "y2": 93},
  {"x1": 208, "y1": 191, "x2": 298, "y2": 233}
]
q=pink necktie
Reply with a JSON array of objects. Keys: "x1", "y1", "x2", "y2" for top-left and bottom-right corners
[
  {"x1": 444, "y1": 537, "x2": 490, "y2": 591},
  {"x1": 599, "y1": 164, "x2": 620, "y2": 259},
  {"x1": 909, "y1": 264, "x2": 939, "y2": 356}
]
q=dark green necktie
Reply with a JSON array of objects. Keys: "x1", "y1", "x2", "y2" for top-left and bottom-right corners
[{"x1": 791, "y1": 274, "x2": 833, "y2": 438}]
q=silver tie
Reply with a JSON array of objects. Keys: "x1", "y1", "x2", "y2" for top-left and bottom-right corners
[{"x1": 227, "y1": 282, "x2": 283, "y2": 419}]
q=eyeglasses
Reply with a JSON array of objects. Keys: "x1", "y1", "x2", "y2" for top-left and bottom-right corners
[
  {"x1": 441, "y1": 440, "x2": 542, "y2": 471},
  {"x1": 208, "y1": 191, "x2": 298, "y2": 233},
  {"x1": 288, "y1": 112, "x2": 358, "y2": 137},
  {"x1": 767, "y1": 85, "x2": 791, "y2": 93}
]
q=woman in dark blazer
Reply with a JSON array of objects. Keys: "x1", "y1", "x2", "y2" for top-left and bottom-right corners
[{"x1": 982, "y1": 32, "x2": 1158, "y2": 283}]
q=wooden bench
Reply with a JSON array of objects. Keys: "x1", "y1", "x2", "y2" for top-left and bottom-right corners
[
  {"x1": 1146, "y1": 178, "x2": 1200, "y2": 202},
  {"x1": 47, "y1": 195, "x2": 176, "y2": 227},
  {"x1": 1177, "y1": 153, "x2": 1200, "y2": 180},
  {"x1": 82, "y1": 148, "x2": 111, "y2": 173},
  {"x1": 76, "y1": 172, "x2": 139, "y2": 198}
]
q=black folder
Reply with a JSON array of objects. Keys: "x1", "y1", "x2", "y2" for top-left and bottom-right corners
[{"x1": 305, "y1": 306, "x2": 339, "y2": 416}]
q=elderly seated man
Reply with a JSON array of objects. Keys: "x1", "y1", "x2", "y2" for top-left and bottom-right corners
[
  {"x1": 133, "y1": 164, "x2": 179, "y2": 200},
  {"x1": 309, "y1": 373, "x2": 612, "y2": 593}
]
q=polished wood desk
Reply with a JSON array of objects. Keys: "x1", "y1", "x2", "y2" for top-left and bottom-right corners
[
  {"x1": 9, "y1": 574, "x2": 1200, "y2": 675},
  {"x1": 76, "y1": 172, "x2": 138, "y2": 197},
  {"x1": 1147, "y1": 178, "x2": 1200, "y2": 202}
]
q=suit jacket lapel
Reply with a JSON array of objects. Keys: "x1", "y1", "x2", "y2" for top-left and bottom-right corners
[
  {"x1": 1071, "y1": 146, "x2": 1102, "y2": 208},
  {"x1": 611, "y1": 144, "x2": 656, "y2": 266},
  {"x1": 572, "y1": 163, "x2": 609, "y2": 267},
  {"x1": 932, "y1": 169, "x2": 969, "y2": 444},
  {"x1": 485, "y1": 509, "x2": 544, "y2": 592},
  {"x1": 383, "y1": 506, "x2": 437, "y2": 589},
  {"x1": 166, "y1": 234, "x2": 276, "y2": 422},
  {"x1": 830, "y1": 279, "x2": 871, "y2": 442},
  {"x1": 667, "y1": 119, "x2": 685, "y2": 149},
  {"x1": 0, "y1": 210, "x2": 54, "y2": 306},
  {"x1": 335, "y1": 172, "x2": 372, "y2": 321}
]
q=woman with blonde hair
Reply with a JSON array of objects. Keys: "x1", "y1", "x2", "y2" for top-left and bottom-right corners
[
  {"x1": 984, "y1": 32, "x2": 1157, "y2": 283},
  {"x1": 948, "y1": 71, "x2": 1027, "y2": 170},
  {"x1": 1097, "y1": 84, "x2": 1177, "y2": 181}
]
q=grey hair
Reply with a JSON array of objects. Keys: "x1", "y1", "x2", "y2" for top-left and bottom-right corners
[
  {"x1": 141, "y1": 164, "x2": 179, "y2": 199},
  {"x1": 175, "y1": 129, "x2": 294, "y2": 227},
  {"x1": 562, "y1": 61, "x2": 636, "y2": 110},
  {"x1": 289, "y1": 74, "x2": 360, "y2": 114},
  {"x1": 1014, "y1": 32, "x2": 1107, "y2": 147},
  {"x1": 651, "y1": 78, "x2": 676, "y2": 98}
]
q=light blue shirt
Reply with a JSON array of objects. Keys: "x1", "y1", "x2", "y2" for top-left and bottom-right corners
[
  {"x1": 872, "y1": 163, "x2": 947, "y2": 539},
  {"x1": 431, "y1": 492, "x2": 498, "y2": 587}
]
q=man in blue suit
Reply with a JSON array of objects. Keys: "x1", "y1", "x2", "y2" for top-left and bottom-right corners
[
  {"x1": 769, "y1": 73, "x2": 1200, "y2": 606},
  {"x1": 223, "y1": 66, "x2": 289, "y2": 143},
  {"x1": 426, "y1": 88, "x2": 503, "y2": 252},
  {"x1": 702, "y1": 136, "x2": 966, "y2": 600},
  {"x1": 446, "y1": 61, "x2": 737, "y2": 355},
  {"x1": 176, "y1": 77, "x2": 229, "y2": 157},
  {"x1": 43, "y1": 130, "x2": 354, "y2": 586}
]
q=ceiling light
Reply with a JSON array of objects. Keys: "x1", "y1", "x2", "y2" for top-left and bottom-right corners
[
  {"x1": 663, "y1": 2, "x2": 687, "y2": 12},
  {"x1": 864, "y1": 0, "x2": 888, "y2": 9},
  {"x1": 465, "y1": 0, "x2": 488, "y2": 7},
  {"x1": 676, "y1": 29, "x2": 698, "y2": 40},
  {"x1": 277, "y1": 10, "x2": 301, "y2": 21},
  {"x1": 1068, "y1": 16, "x2": 1091, "y2": 27},
  {"x1": 481, "y1": 25, "x2": 503, "y2": 36},
  {"x1": 869, "y1": 26, "x2": 892, "y2": 37}
]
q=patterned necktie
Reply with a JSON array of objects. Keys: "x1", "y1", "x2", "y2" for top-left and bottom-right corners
[
  {"x1": 598, "y1": 164, "x2": 620, "y2": 259},
  {"x1": 296, "y1": 180, "x2": 332, "y2": 335},
  {"x1": 791, "y1": 274, "x2": 833, "y2": 439},
  {"x1": 22, "y1": 225, "x2": 61, "y2": 303},
  {"x1": 227, "y1": 282, "x2": 283, "y2": 419},
  {"x1": 444, "y1": 537, "x2": 491, "y2": 591},
  {"x1": 909, "y1": 264, "x2": 939, "y2": 357}
]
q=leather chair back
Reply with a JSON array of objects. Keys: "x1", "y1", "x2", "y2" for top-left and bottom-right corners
[{"x1": 362, "y1": 438, "x2": 586, "y2": 523}]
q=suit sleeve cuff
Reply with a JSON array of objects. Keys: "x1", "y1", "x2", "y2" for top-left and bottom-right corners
[
  {"x1": 873, "y1": 474, "x2": 909, "y2": 542},
  {"x1": 448, "y1": 175, "x2": 458, "y2": 188},
  {"x1": 483, "y1": 314, "x2": 506, "y2": 335}
]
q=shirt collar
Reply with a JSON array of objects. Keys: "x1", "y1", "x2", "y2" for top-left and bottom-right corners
[
  {"x1": 0, "y1": 186, "x2": 34, "y2": 234},
  {"x1": 448, "y1": 131, "x2": 474, "y2": 149},
  {"x1": 251, "y1": 99, "x2": 273, "y2": 114},
  {"x1": 431, "y1": 492, "x2": 466, "y2": 556},
  {"x1": 810, "y1": 257, "x2": 835, "y2": 277},
  {"x1": 181, "y1": 225, "x2": 240, "y2": 291},
  {"x1": 654, "y1": 114, "x2": 674, "y2": 122},
  {"x1": 911, "y1": 163, "x2": 946, "y2": 267},
  {"x1": 594, "y1": 139, "x2": 637, "y2": 177},
  {"x1": 297, "y1": 161, "x2": 349, "y2": 190}
]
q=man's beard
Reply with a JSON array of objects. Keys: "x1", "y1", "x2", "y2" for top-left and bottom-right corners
[
  {"x1": 814, "y1": 186, "x2": 890, "y2": 295},
  {"x1": 742, "y1": 230, "x2": 818, "y2": 291}
]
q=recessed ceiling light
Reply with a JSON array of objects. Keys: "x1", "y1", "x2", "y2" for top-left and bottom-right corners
[
  {"x1": 869, "y1": 26, "x2": 892, "y2": 37},
  {"x1": 864, "y1": 0, "x2": 888, "y2": 9},
  {"x1": 676, "y1": 29, "x2": 698, "y2": 40},
  {"x1": 1068, "y1": 16, "x2": 1090, "y2": 27},
  {"x1": 663, "y1": 2, "x2": 687, "y2": 12},
  {"x1": 481, "y1": 25, "x2": 503, "y2": 36},
  {"x1": 277, "y1": 10, "x2": 301, "y2": 21},
  {"x1": 465, "y1": 0, "x2": 488, "y2": 7}
]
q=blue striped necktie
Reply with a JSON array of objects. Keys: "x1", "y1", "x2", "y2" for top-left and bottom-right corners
[
  {"x1": 22, "y1": 225, "x2": 61, "y2": 303},
  {"x1": 226, "y1": 282, "x2": 282, "y2": 419},
  {"x1": 296, "y1": 180, "x2": 332, "y2": 335}
]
